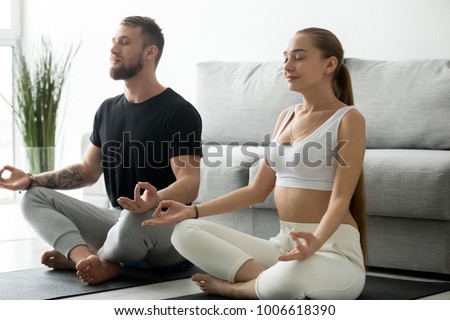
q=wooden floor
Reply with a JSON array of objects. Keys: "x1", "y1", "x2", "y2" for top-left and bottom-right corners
[{"x1": 1, "y1": 201, "x2": 449, "y2": 300}]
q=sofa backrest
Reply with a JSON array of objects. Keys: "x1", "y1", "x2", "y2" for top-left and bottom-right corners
[
  {"x1": 196, "y1": 59, "x2": 450, "y2": 150},
  {"x1": 196, "y1": 61, "x2": 300, "y2": 146},
  {"x1": 346, "y1": 58, "x2": 450, "y2": 150}
]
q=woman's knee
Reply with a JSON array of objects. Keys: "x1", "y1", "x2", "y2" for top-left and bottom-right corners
[
  {"x1": 256, "y1": 261, "x2": 306, "y2": 299},
  {"x1": 256, "y1": 258, "x2": 365, "y2": 299},
  {"x1": 171, "y1": 219, "x2": 204, "y2": 250}
]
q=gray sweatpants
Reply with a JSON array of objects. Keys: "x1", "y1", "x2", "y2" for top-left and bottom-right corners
[{"x1": 20, "y1": 187, "x2": 185, "y2": 268}]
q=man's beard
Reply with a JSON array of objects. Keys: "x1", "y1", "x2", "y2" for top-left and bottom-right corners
[{"x1": 109, "y1": 58, "x2": 144, "y2": 80}]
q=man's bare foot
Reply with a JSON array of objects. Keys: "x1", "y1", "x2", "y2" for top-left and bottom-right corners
[
  {"x1": 75, "y1": 255, "x2": 121, "y2": 285},
  {"x1": 191, "y1": 273, "x2": 256, "y2": 299},
  {"x1": 41, "y1": 250, "x2": 76, "y2": 269}
]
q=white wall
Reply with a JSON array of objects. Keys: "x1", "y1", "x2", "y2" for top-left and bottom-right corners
[{"x1": 20, "y1": 0, "x2": 450, "y2": 167}]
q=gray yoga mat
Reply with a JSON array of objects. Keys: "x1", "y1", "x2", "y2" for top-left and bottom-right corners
[{"x1": 1, "y1": 266, "x2": 449, "y2": 300}]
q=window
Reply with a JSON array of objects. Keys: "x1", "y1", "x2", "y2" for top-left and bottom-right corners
[
  {"x1": 0, "y1": 0, "x2": 21, "y2": 200},
  {"x1": 0, "y1": 0, "x2": 11, "y2": 29},
  {"x1": 0, "y1": 0, "x2": 20, "y2": 43}
]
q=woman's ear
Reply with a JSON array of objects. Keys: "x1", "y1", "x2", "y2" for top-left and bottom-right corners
[{"x1": 324, "y1": 56, "x2": 338, "y2": 75}]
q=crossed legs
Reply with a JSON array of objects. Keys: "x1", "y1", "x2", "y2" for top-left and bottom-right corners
[
  {"x1": 171, "y1": 219, "x2": 282, "y2": 299},
  {"x1": 20, "y1": 187, "x2": 121, "y2": 284},
  {"x1": 172, "y1": 219, "x2": 366, "y2": 299},
  {"x1": 20, "y1": 187, "x2": 184, "y2": 285}
]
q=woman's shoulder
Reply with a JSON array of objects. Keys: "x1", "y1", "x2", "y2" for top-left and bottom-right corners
[
  {"x1": 277, "y1": 104, "x2": 298, "y2": 121},
  {"x1": 339, "y1": 106, "x2": 366, "y2": 136},
  {"x1": 342, "y1": 106, "x2": 365, "y2": 124},
  {"x1": 271, "y1": 104, "x2": 298, "y2": 137}
]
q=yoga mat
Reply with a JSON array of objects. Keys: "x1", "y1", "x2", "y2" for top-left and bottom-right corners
[
  {"x1": 1, "y1": 267, "x2": 449, "y2": 300},
  {"x1": 0, "y1": 264, "x2": 202, "y2": 300},
  {"x1": 169, "y1": 275, "x2": 450, "y2": 300}
]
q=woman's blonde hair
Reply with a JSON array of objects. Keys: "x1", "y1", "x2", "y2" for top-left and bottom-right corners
[{"x1": 297, "y1": 28, "x2": 367, "y2": 264}]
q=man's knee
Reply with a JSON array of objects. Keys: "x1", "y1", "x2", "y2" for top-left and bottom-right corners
[
  {"x1": 101, "y1": 210, "x2": 165, "y2": 262},
  {"x1": 106, "y1": 210, "x2": 150, "y2": 245},
  {"x1": 116, "y1": 210, "x2": 149, "y2": 230},
  {"x1": 20, "y1": 187, "x2": 48, "y2": 217}
]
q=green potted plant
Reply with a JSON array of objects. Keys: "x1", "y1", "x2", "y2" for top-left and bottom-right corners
[{"x1": 1, "y1": 37, "x2": 78, "y2": 174}]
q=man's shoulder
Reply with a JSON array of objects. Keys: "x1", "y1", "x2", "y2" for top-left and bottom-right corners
[
  {"x1": 161, "y1": 88, "x2": 191, "y2": 105},
  {"x1": 101, "y1": 94, "x2": 125, "y2": 106},
  {"x1": 94, "y1": 94, "x2": 126, "y2": 117},
  {"x1": 161, "y1": 88, "x2": 199, "y2": 114}
]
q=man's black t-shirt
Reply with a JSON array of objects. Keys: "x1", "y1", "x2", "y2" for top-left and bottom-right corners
[{"x1": 90, "y1": 88, "x2": 202, "y2": 207}]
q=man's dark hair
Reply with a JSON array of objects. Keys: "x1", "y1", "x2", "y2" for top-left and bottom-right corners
[{"x1": 121, "y1": 16, "x2": 165, "y2": 66}]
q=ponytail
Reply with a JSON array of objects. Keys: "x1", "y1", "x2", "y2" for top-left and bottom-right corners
[
  {"x1": 350, "y1": 171, "x2": 367, "y2": 266},
  {"x1": 334, "y1": 63, "x2": 354, "y2": 106},
  {"x1": 335, "y1": 62, "x2": 367, "y2": 266},
  {"x1": 335, "y1": 62, "x2": 367, "y2": 265}
]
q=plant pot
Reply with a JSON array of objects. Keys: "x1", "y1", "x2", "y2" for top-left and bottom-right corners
[{"x1": 22, "y1": 147, "x2": 55, "y2": 174}]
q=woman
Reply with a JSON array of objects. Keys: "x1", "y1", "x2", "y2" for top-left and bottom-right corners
[{"x1": 145, "y1": 27, "x2": 367, "y2": 299}]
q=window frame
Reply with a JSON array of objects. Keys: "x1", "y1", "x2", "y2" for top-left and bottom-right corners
[{"x1": 0, "y1": 0, "x2": 21, "y2": 201}]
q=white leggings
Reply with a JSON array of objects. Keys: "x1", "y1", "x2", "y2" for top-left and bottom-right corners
[{"x1": 172, "y1": 219, "x2": 366, "y2": 299}]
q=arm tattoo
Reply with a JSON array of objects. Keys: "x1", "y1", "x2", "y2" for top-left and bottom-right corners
[{"x1": 34, "y1": 165, "x2": 86, "y2": 189}]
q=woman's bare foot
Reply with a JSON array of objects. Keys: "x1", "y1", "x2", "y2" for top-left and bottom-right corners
[
  {"x1": 191, "y1": 273, "x2": 257, "y2": 299},
  {"x1": 75, "y1": 255, "x2": 121, "y2": 285},
  {"x1": 41, "y1": 250, "x2": 76, "y2": 269}
]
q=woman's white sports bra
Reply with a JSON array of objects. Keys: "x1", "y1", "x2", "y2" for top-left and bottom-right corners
[{"x1": 266, "y1": 104, "x2": 355, "y2": 191}]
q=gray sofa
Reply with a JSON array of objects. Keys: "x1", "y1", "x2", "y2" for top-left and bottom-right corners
[{"x1": 82, "y1": 58, "x2": 450, "y2": 276}]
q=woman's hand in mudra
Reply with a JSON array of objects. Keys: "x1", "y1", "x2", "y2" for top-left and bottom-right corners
[
  {"x1": 141, "y1": 200, "x2": 195, "y2": 226},
  {"x1": 277, "y1": 231, "x2": 322, "y2": 262}
]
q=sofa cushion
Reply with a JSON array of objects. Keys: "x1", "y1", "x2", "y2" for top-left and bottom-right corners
[
  {"x1": 249, "y1": 149, "x2": 450, "y2": 221},
  {"x1": 366, "y1": 216, "x2": 450, "y2": 274},
  {"x1": 196, "y1": 144, "x2": 263, "y2": 203},
  {"x1": 364, "y1": 149, "x2": 450, "y2": 220},
  {"x1": 196, "y1": 61, "x2": 300, "y2": 145},
  {"x1": 346, "y1": 58, "x2": 450, "y2": 149}
]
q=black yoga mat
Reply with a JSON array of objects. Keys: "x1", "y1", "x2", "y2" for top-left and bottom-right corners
[
  {"x1": 0, "y1": 265, "x2": 202, "y2": 300},
  {"x1": 0, "y1": 266, "x2": 449, "y2": 300},
  {"x1": 169, "y1": 275, "x2": 450, "y2": 300},
  {"x1": 358, "y1": 274, "x2": 450, "y2": 300}
]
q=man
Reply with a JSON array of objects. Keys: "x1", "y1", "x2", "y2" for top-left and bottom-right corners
[{"x1": 0, "y1": 16, "x2": 202, "y2": 285}]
